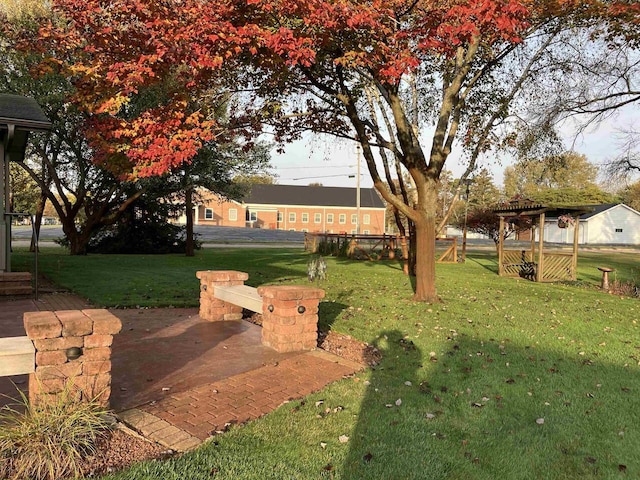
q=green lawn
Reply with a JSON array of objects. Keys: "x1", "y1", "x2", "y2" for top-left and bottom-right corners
[{"x1": 11, "y1": 246, "x2": 640, "y2": 479}]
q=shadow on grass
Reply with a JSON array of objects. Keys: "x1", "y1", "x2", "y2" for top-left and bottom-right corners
[{"x1": 342, "y1": 331, "x2": 640, "y2": 479}]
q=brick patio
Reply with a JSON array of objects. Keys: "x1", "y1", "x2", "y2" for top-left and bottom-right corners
[{"x1": 1, "y1": 294, "x2": 363, "y2": 451}]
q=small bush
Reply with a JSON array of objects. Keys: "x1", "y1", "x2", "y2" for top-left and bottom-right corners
[
  {"x1": 0, "y1": 383, "x2": 110, "y2": 480},
  {"x1": 610, "y1": 279, "x2": 640, "y2": 298}
]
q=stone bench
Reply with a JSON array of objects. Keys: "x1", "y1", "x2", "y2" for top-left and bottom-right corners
[
  {"x1": 0, "y1": 336, "x2": 35, "y2": 376},
  {"x1": 196, "y1": 270, "x2": 325, "y2": 353}
]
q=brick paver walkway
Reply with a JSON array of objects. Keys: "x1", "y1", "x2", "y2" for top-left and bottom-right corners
[
  {"x1": 2, "y1": 294, "x2": 364, "y2": 451},
  {"x1": 121, "y1": 350, "x2": 362, "y2": 449}
]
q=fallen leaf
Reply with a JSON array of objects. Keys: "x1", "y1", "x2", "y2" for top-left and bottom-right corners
[
  {"x1": 339, "y1": 435, "x2": 349, "y2": 443},
  {"x1": 395, "y1": 398, "x2": 402, "y2": 406},
  {"x1": 320, "y1": 442, "x2": 327, "y2": 449},
  {"x1": 363, "y1": 452, "x2": 373, "y2": 463},
  {"x1": 536, "y1": 418, "x2": 545, "y2": 425},
  {"x1": 323, "y1": 464, "x2": 334, "y2": 471},
  {"x1": 404, "y1": 381, "x2": 412, "y2": 386},
  {"x1": 315, "y1": 400, "x2": 324, "y2": 407},
  {"x1": 618, "y1": 464, "x2": 627, "y2": 472},
  {"x1": 426, "y1": 413, "x2": 436, "y2": 419}
]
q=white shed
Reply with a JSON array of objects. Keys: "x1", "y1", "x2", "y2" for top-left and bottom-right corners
[{"x1": 540, "y1": 203, "x2": 640, "y2": 245}]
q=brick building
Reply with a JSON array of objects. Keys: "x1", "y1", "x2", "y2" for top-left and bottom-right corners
[{"x1": 190, "y1": 184, "x2": 386, "y2": 234}]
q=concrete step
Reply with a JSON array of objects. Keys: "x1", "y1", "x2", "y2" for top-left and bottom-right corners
[{"x1": 0, "y1": 272, "x2": 32, "y2": 296}]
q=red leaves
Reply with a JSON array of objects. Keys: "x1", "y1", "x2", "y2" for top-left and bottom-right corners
[{"x1": 27, "y1": 0, "x2": 638, "y2": 178}]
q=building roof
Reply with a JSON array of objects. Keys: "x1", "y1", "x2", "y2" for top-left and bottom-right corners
[
  {"x1": 544, "y1": 203, "x2": 636, "y2": 220},
  {"x1": 243, "y1": 184, "x2": 385, "y2": 208},
  {"x1": 0, "y1": 94, "x2": 52, "y2": 131}
]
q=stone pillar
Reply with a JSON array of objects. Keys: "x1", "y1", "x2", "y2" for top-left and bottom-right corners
[
  {"x1": 257, "y1": 285, "x2": 325, "y2": 353},
  {"x1": 196, "y1": 270, "x2": 248, "y2": 321},
  {"x1": 23, "y1": 309, "x2": 122, "y2": 407}
]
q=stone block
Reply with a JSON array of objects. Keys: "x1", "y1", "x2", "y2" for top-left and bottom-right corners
[
  {"x1": 33, "y1": 336, "x2": 83, "y2": 352},
  {"x1": 83, "y1": 347, "x2": 112, "y2": 362},
  {"x1": 85, "y1": 310, "x2": 122, "y2": 335},
  {"x1": 84, "y1": 334, "x2": 113, "y2": 348},
  {"x1": 23, "y1": 311, "x2": 62, "y2": 339},
  {"x1": 29, "y1": 375, "x2": 65, "y2": 395},
  {"x1": 35, "y1": 362, "x2": 82, "y2": 380},
  {"x1": 35, "y1": 350, "x2": 68, "y2": 366},
  {"x1": 56, "y1": 310, "x2": 93, "y2": 336},
  {"x1": 83, "y1": 360, "x2": 112, "y2": 376}
]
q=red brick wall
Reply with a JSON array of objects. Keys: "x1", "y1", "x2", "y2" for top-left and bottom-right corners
[{"x1": 193, "y1": 191, "x2": 386, "y2": 234}]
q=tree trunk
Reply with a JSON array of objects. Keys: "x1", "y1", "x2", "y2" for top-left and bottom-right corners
[
  {"x1": 60, "y1": 218, "x2": 90, "y2": 255},
  {"x1": 412, "y1": 213, "x2": 438, "y2": 302},
  {"x1": 185, "y1": 186, "x2": 195, "y2": 257}
]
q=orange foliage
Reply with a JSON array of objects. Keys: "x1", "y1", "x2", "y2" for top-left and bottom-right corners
[{"x1": 26, "y1": 0, "x2": 637, "y2": 177}]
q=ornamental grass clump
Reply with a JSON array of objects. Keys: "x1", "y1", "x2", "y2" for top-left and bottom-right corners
[{"x1": 0, "y1": 383, "x2": 110, "y2": 480}]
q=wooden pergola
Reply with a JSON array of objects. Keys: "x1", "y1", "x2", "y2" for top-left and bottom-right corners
[{"x1": 493, "y1": 201, "x2": 594, "y2": 282}]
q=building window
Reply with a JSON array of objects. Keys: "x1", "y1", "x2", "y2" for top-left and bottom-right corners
[
  {"x1": 327, "y1": 213, "x2": 334, "y2": 224},
  {"x1": 228, "y1": 209, "x2": 237, "y2": 221},
  {"x1": 351, "y1": 214, "x2": 357, "y2": 224},
  {"x1": 250, "y1": 212, "x2": 257, "y2": 222},
  {"x1": 301, "y1": 228, "x2": 309, "y2": 233},
  {"x1": 363, "y1": 214, "x2": 370, "y2": 225},
  {"x1": 204, "y1": 208, "x2": 214, "y2": 220},
  {"x1": 302, "y1": 212, "x2": 309, "y2": 223},
  {"x1": 289, "y1": 212, "x2": 296, "y2": 223},
  {"x1": 350, "y1": 229, "x2": 357, "y2": 235},
  {"x1": 615, "y1": 228, "x2": 623, "y2": 233},
  {"x1": 314, "y1": 213, "x2": 322, "y2": 224},
  {"x1": 277, "y1": 212, "x2": 283, "y2": 222},
  {"x1": 339, "y1": 214, "x2": 346, "y2": 224},
  {"x1": 289, "y1": 228, "x2": 296, "y2": 232},
  {"x1": 363, "y1": 229, "x2": 370, "y2": 234}
]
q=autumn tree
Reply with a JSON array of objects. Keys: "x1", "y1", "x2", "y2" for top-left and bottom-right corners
[
  {"x1": 233, "y1": 0, "x2": 638, "y2": 301},
  {"x1": 618, "y1": 180, "x2": 640, "y2": 211},
  {"x1": 502, "y1": 151, "x2": 616, "y2": 205},
  {"x1": 460, "y1": 207, "x2": 531, "y2": 252},
  {"x1": 27, "y1": 0, "x2": 639, "y2": 301}
]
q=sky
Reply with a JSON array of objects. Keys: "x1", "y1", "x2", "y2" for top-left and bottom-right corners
[{"x1": 268, "y1": 104, "x2": 639, "y2": 191}]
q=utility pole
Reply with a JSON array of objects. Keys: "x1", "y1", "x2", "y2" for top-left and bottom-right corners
[{"x1": 356, "y1": 145, "x2": 361, "y2": 235}]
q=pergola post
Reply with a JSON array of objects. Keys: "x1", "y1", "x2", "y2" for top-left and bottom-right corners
[
  {"x1": 571, "y1": 215, "x2": 581, "y2": 280},
  {"x1": 0, "y1": 142, "x2": 6, "y2": 271},
  {"x1": 536, "y1": 212, "x2": 545, "y2": 282}
]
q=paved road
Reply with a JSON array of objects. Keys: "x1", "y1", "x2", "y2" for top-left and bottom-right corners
[
  {"x1": 10, "y1": 225, "x2": 640, "y2": 252},
  {"x1": 10, "y1": 224, "x2": 306, "y2": 245}
]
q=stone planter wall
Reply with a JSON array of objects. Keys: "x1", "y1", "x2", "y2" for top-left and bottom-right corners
[{"x1": 23, "y1": 309, "x2": 122, "y2": 407}]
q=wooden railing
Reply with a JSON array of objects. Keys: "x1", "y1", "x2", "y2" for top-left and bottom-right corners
[
  {"x1": 541, "y1": 252, "x2": 574, "y2": 282},
  {"x1": 501, "y1": 249, "x2": 575, "y2": 281},
  {"x1": 304, "y1": 233, "x2": 458, "y2": 263},
  {"x1": 501, "y1": 249, "x2": 535, "y2": 278}
]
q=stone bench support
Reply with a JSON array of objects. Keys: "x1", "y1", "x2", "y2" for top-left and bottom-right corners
[
  {"x1": 196, "y1": 270, "x2": 325, "y2": 353},
  {"x1": 23, "y1": 309, "x2": 122, "y2": 407},
  {"x1": 196, "y1": 270, "x2": 249, "y2": 321}
]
